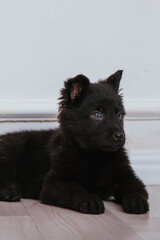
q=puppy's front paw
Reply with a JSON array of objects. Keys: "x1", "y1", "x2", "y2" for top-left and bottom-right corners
[
  {"x1": 122, "y1": 197, "x2": 149, "y2": 214},
  {"x1": 0, "y1": 184, "x2": 21, "y2": 202},
  {"x1": 77, "y1": 195, "x2": 105, "y2": 214}
]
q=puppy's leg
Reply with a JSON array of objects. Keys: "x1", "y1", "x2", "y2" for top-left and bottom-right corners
[
  {"x1": 40, "y1": 179, "x2": 104, "y2": 214},
  {"x1": 0, "y1": 154, "x2": 21, "y2": 202},
  {"x1": 113, "y1": 164, "x2": 149, "y2": 214}
]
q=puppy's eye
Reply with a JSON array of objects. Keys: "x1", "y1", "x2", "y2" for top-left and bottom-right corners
[
  {"x1": 117, "y1": 112, "x2": 122, "y2": 120},
  {"x1": 91, "y1": 111, "x2": 103, "y2": 121}
]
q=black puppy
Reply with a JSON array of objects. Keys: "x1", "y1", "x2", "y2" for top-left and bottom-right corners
[{"x1": 0, "y1": 70, "x2": 149, "y2": 214}]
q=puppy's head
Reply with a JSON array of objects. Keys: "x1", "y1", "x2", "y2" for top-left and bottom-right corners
[{"x1": 59, "y1": 70, "x2": 125, "y2": 152}]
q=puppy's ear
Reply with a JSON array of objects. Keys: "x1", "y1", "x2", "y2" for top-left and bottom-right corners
[
  {"x1": 64, "y1": 74, "x2": 90, "y2": 102},
  {"x1": 99, "y1": 70, "x2": 123, "y2": 92},
  {"x1": 59, "y1": 74, "x2": 90, "y2": 110},
  {"x1": 106, "y1": 70, "x2": 123, "y2": 91}
]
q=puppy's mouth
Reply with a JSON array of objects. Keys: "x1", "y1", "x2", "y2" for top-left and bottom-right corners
[
  {"x1": 94, "y1": 142, "x2": 124, "y2": 152},
  {"x1": 100, "y1": 145, "x2": 121, "y2": 152}
]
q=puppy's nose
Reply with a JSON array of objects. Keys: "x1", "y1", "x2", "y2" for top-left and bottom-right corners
[{"x1": 112, "y1": 131, "x2": 124, "y2": 142}]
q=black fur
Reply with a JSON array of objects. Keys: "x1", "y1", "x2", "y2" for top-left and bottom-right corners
[{"x1": 0, "y1": 70, "x2": 149, "y2": 214}]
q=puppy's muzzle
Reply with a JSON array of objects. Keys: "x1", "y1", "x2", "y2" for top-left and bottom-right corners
[{"x1": 112, "y1": 131, "x2": 124, "y2": 142}]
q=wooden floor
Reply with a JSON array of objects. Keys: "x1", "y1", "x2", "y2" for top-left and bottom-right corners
[{"x1": 0, "y1": 186, "x2": 159, "y2": 240}]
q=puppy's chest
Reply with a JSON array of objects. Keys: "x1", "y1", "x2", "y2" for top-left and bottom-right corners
[{"x1": 73, "y1": 152, "x2": 114, "y2": 187}]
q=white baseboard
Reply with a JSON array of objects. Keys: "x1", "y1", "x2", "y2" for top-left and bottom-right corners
[
  {"x1": 124, "y1": 98, "x2": 160, "y2": 120},
  {"x1": 0, "y1": 99, "x2": 58, "y2": 118},
  {"x1": 129, "y1": 150, "x2": 160, "y2": 185},
  {"x1": 0, "y1": 98, "x2": 160, "y2": 120}
]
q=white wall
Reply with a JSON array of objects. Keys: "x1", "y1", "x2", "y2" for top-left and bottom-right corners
[
  {"x1": 0, "y1": 0, "x2": 160, "y2": 183},
  {"x1": 0, "y1": 0, "x2": 160, "y2": 101}
]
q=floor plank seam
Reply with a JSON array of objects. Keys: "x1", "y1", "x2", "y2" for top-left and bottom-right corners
[
  {"x1": 104, "y1": 204, "x2": 144, "y2": 240},
  {"x1": 21, "y1": 200, "x2": 45, "y2": 240}
]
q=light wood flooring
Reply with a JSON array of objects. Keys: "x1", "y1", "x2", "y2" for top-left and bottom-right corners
[{"x1": 0, "y1": 186, "x2": 159, "y2": 240}]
